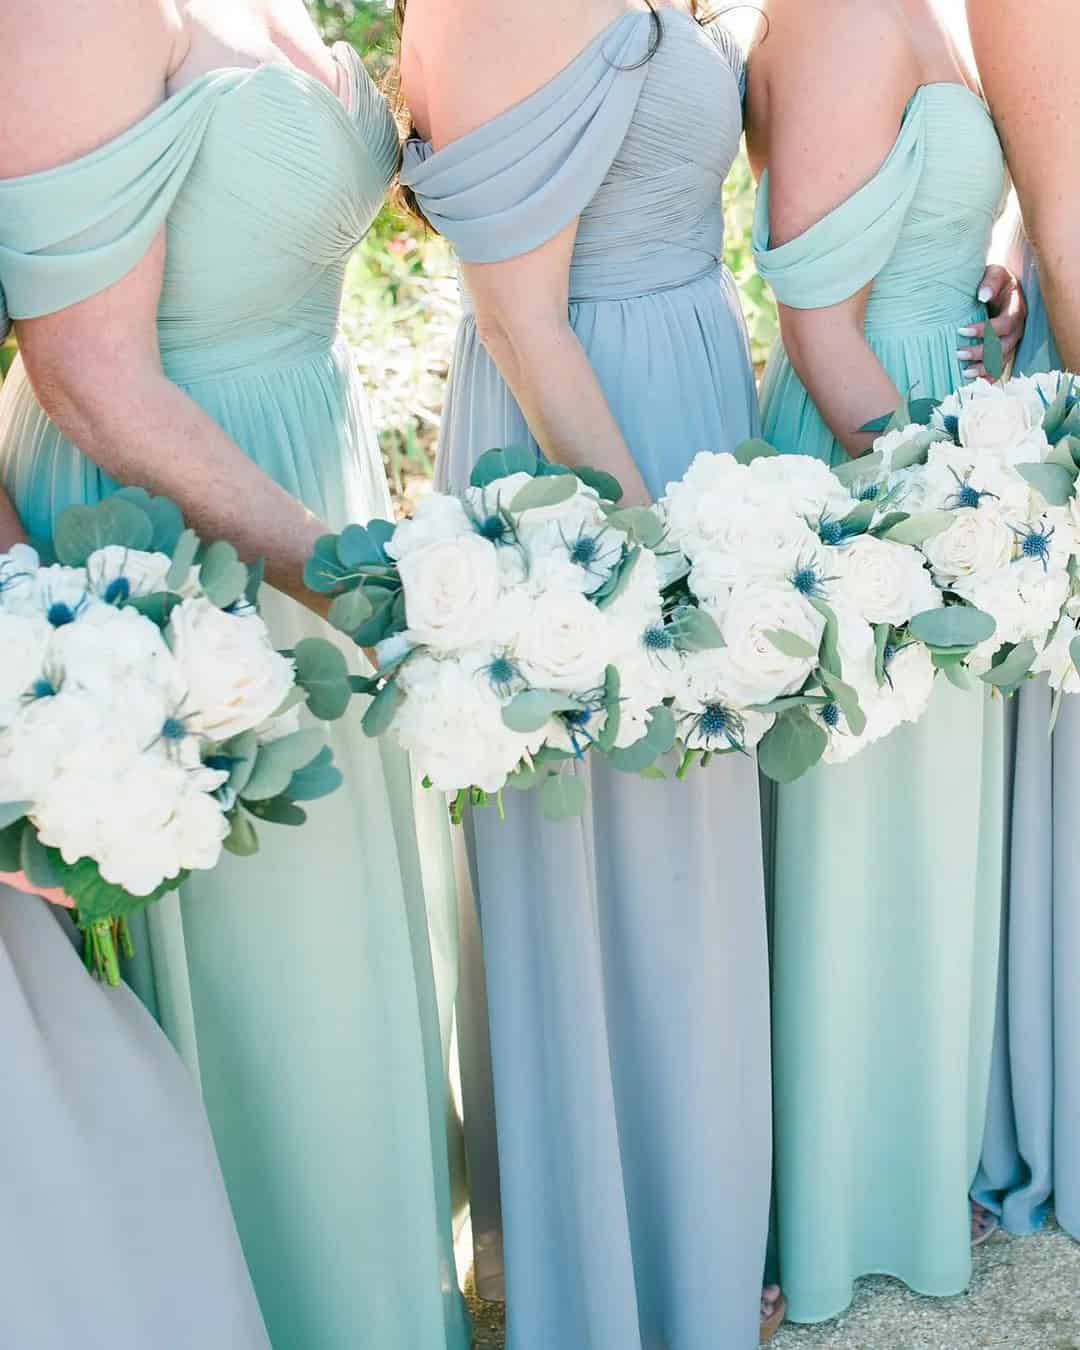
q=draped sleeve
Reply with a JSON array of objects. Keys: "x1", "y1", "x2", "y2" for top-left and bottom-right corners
[
  {"x1": 333, "y1": 42, "x2": 401, "y2": 189},
  {"x1": 399, "y1": 13, "x2": 652, "y2": 264},
  {"x1": 703, "y1": 20, "x2": 746, "y2": 101},
  {"x1": 0, "y1": 72, "x2": 240, "y2": 335},
  {"x1": 752, "y1": 90, "x2": 928, "y2": 310}
]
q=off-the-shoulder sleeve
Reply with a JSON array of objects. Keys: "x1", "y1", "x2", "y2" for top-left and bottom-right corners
[
  {"x1": 399, "y1": 14, "x2": 652, "y2": 264},
  {"x1": 752, "y1": 91, "x2": 927, "y2": 310},
  {"x1": 703, "y1": 20, "x2": 746, "y2": 100},
  {"x1": 0, "y1": 74, "x2": 235, "y2": 334}
]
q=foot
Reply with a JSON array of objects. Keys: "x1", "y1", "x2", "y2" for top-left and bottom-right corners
[
  {"x1": 760, "y1": 1285, "x2": 785, "y2": 1343},
  {"x1": 971, "y1": 1201, "x2": 999, "y2": 1246}
]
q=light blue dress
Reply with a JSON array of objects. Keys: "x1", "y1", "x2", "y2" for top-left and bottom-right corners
[
  {"x1": 972, "y1": 239, "x2": 1080, "y2": 1239},
  {"x1": 0, "y1": 46, "x2": 469, "y2": 1350},
  {"x1": 753, "y1": 85, "x2": 1008, "y2": 1322},
  {"x1": 403, "y1": 13, "x2": 771, "y2": 1349}
]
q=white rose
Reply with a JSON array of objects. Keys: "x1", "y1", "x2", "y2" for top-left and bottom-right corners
[
  {"x1": 687, "y1": 505, "x2": 826, "y2": 595},
  {"x1": 921, "y1": 507, "x2": 1016, "y2": 585},
  {"x1": 385, "y1": 493, "x2": 471, "y2": 561},
  {"x1": 395, "y1": 653, "x2": 539, "y2": 792},
  {"x1": 938, "y1": 381, "x2": 1050, "y2": 465},
  {"x1": 0, "y1": 544, "x2": 41, "y2": 614},
  {"x1": 717, "y1": 581, "x2": 825, "y2": 706},
  {"x1": 167, "y1": 598, "x2": 296, "y2": 742},
  {"x1": 747, "y1": 453, "x2": 852, "y2": 524},
  {"x1": 662, "y1": 453, "x2": 761, "y2": 557},
  {"x1": 673, "y1": 649, "x2": 775, "y2": 750},
  {"x1": 0, "y1": 612, "x2": 50, "y2": 724},
  {"x1": 514, "y1": 590, "x2": 612, "y2": 694},
  {"x1": 86, "y1": 546, "x2": 172, "y2": 600},
  {"x1": 398, "y1": 534, "x2": 501, "y2": 653},
  {"x1": 831, "y1": 535, "x2": 940, "y2": 625}
]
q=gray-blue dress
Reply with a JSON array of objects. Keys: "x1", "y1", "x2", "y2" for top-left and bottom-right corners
[
  {"x1": 972, "y1": 241, "x2": 1080, "y2": 1239},
  {"x1": 402, "y1": 13, "x2": 770, "y2": 1349}
]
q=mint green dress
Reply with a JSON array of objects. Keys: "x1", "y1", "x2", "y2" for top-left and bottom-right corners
[
  {"x1": 753, "y1": 85, "x2": 1008, "y2": 1323},
  {"x1": 0, "y1": 48, "x2": 468, "y2": 1350}
]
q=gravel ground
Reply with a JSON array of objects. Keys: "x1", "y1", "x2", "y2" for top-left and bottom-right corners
[{"x1": 466, "y1": 1221, "x2": 1079, "y2": 1349}]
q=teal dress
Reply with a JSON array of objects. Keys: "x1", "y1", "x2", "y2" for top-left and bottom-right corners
[
  {"x1": 973, "y1": 238, "x2": 1080, "y2": 1239},
  {"x1": 753, "y1": 85, "x2": 1008, "y2": 1322},
  {"x1": 0, "y1": 47, "x2": 469, "y2": 1350}
]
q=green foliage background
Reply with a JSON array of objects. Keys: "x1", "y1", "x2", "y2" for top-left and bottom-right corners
[{"x1": 0, "y1": 3, "x2": 778, "y2": 503}]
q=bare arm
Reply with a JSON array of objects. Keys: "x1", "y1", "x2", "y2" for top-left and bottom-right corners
[
  {"x1": 0, "y1": 488, "x2": 25, "y2": 550},
  {"x1": 749, "y1": 1, "x2": 927, "y2": 455},
  {"x1": 401, "y1": 0, "x2": 652, "y2": 504},
  {"x1": 0, "y1": 0, "x2": 330, "y2": 609},
  {"x1": 968, "y1": 0, "x2": 1080, "y2": 371}
]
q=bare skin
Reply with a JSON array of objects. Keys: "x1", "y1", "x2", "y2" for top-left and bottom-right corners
[
  {"x1": 968, "y1": 0, "x2": 1080, "y2": 373},
  {"x1": 0, "y1": 486, "x2": 24, "y2": 551},
  {"x1": 745, "y1": 0, "x2": 1025, "y2": 457},
  {"x1": 0, "y1": 0, "x2": 355, "y2": 610},
  {"x1": 399, "y1": 0, "x2": 679, "y2": 507}
]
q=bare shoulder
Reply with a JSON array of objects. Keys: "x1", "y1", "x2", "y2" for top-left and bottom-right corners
[
  {"x1": 402, "y1": 0, "x2": 607, "y2": 146},
  {"x1": 0, "y1": 0, "x2": 177, "y2": 176},
  {"x1": 753, "y1": 0, "x2": 921, "y2": 246}
]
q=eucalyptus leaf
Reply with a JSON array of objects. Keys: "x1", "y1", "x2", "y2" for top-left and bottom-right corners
[
  {"x1": 1017, "y1": 462, "x2": 1075, "y2": 507},
  {"x1": 909, "y1": 605, "x2": 996, "y2": 650},
  {"x1": 510, "y1": 474, "x2": 578, "y2": 514},
  {"x1": 765, "y1": 628, "x2": 818, "y2": 660},
  {"x1": 982, "y1": 314, "x2": 1005, "y2": 382},
  {"x1": 594, "y1": 547, "x2": 640, "y2": 611},
  {"x1": 1045, "y1": 438, "x2": 1080, "y2": 475},
  {"x1": 329, "y1": 588, "x2": 375, "y2": 636},
  {"x1": 1071, "y1": 634, "x2": 1080, "y2": 678},
  {"x1": 362, "y1": 678, "x2": 406, "y2": 738},
  {"x1": 669, "y1": 606, "x2": 725, "y2": 653},
  {"x1": 111, "y1": 488, "x2": 185, "y2": 554},
  {"x1": 874, "y1": 623, "x2": 892, "y2": 685},
  {"x1": 733, "y1": 438, "x2": 779, "y2": 466},
  {"x1": 352, "y1": 588, "x2": 402, "y2": 648},
  {"x1": 470, "y1": 445, "x2": 541, "y2": 487},
  {"x1": 244, "y1": 557, "x2": 265, "y2": 609},
  {"x1": 870, "y1": 511, "x2": 911, "y2": 538},
  {"x1": 596, "y1": 666, "x2": 621, "y2": 753},
  {"x1": 286, "y1": 746, "x2": 344, "y2": 802},
  {"x1": 54, "y1": 498, "x2": 154, "y2": 566},
  {"x1": 572, "y1": 466, "x2": 622, "y2": 502},
  {"x1": 166, "y1": 529, "x2": 200, "y2": 592},
  {"x1": 809, "y1": 598, "x2": 841, "y2": 679},
  {"x1": 223, "y1": 810, "x2": 260, "y2": 857},
  {"x1": 502, "y1": 690, "x2": 585, "y2": 735},
  {"x1": 199, "y1": 540, "x2": 249, "y2": 609},
  {"x1": 757, "y1": 709, "x2": 828, "y2": 784},
  {"x1": 241, "y1": 729, "x2": 328, "y2": 801},
  {"x1": 881, "y1": 510, "x2": 954, "y2": 547},
  {"x1": 126, "y1": 592, "x2": 181, "y2": 627},
  {"x1": 840, "y1": 498, "x2": 878, "y2": 535},
  {"x1": 981, "y1": 639, "x2": 1037, "y2": 691},
  {"x1": 304, "y1": 535, "x2": 353, "y2": 594},
  {"x1": 750, "y1": 695, "x2": 830, "y2": 714},
  {"x1": 818, "y1": 670, "x2": 867, "y2": 736},
  {"x1": 218, "y1": 730, "x2": 259, "y2": 798},
  {"x1": 293, "y1": 638, "x2": 353, "y2": 721},
  {"x1": 603, "y1": 506, "x2": 666, "y2": 550},
  {"x1": 942, "y1": 661, "x2": 978, "y2": 691},
  {"x1": 539, "y1": 771, "x2": 586, "y2": 821},
  {"x1": 506, "y1": 762, "x2": 541, "y2": 792},
  {"x1": 607, "y1": 704, "x2": 677, "y2": 773},
  {"x1": 245, "y1": 798, "x2": 308, "y2": 827},
  {"x1": 0, "y1": 801, "x2": 32, "y2": 831},
  {"x1": 909, "y1": 397, "x2": 941, "y2": 426},
  {"x1": 338, "y1": 523, "x2": 387, "y2": 568},
  {"x1": 0, "y1": 819, "x2": 26, "y2": 872}
]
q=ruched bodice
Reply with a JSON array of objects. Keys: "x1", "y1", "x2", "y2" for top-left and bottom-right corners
[
  {"x1": 0, "y1": 44, "x2": 469, "y2": 1350},
  {"x1": 0, "y1": 45, "x2": 398, "y2": 383},
  {"x1": 403, "y1": 10, "x2": 745, "y2": 304},
  {"x1": 755, "y1": 84, "x2": 1005, "y2": 333}
]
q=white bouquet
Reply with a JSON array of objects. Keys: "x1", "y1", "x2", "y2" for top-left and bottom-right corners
[
  {"x1": 306, "y1": 448, "x2": 677, "y2": 820},
  {"x1": 0, "y1": 491, "x2": 353, "y2": 982},
  {"x1": 840, "y1": 368, "x2": 1080, "y2": 724},
  {"x1": 657, "y1": 443, "x2": 939, "y2": 780}
]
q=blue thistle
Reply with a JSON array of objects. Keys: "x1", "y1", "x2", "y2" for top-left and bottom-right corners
[
  {"x1": 30, "y1": 678, "x2": 56, "y2": 700},
  {"x1": 482, "y1": 654, "x2": 520, "y2": 699},
  {"x1": 946, "y1": 467, "x2": 997, "y2": 512},
  {"x1": 857, "y1": 483, "x2": 880, "y2": 502},
  {"x1": 161, "y1": 716, "x2": 190, "y2": 742},
  {"x1": 1012, "y1": 520, "x2": 1055, "y2": 572},
  {"x1": 821, "y1": 702, "x2": 841, "y2": 729},
  {"x1": 46, "y1": 601, "x2": 77, "y2": 628},
  {"x1": 104, "y1": 576, "x2": 131, "y2": 605},
  {"x1": 678, "y1": 702, "x2": 747, "y2": 754},
  {"x1": 643, "y1": 623, "x2": 674, "y2": 652},
  {"x1": 943, "y1": 414, "x2": 961, "y2": 445},
  {"x1": 790, "y1": 558, "x2": 835, "y2": 600},
  {"x1": 818, "y1": 517, "x2": 845, "y2": 547}
]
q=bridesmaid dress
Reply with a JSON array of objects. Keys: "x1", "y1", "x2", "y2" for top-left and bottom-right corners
[
  {"x1": 0, "y1": 47, "x2": 469, "y2": 1350},
  {"x1": 753, "y1": 84, "x2": 1009, "y2": 1322},
  {"x1": 972, "y1": 238, "x2": 1080, "y2": 1239},
  {"x1": 402, "y1": 13, "x2": 771, "y2": 1350},
  {"x1": 0, "y1": 886, "x2": 270, "y2": 1348}
]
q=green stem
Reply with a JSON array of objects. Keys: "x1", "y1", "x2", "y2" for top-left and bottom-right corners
[
  {"x1": 450, "y1": 789, "x2": 469, "y2": 827},
  {"x1": 700, "y1": 751, "x2": 713, "y2": 769},
  {"x1": 496, "y1": 791, "x2": 505, "y2": 823},
  {"x1": 676, "y1": 749, "x2": 696, "y2": 780},
  {"x1": 118, "y1": 916, "x2": 135, "y2": 961},
  {"x1": 91, "y1": 920, "x2": 121, "y2": 987}
]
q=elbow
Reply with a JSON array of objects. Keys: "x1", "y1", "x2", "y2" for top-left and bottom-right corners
[{"x1": 473, "y1": 303, "x2": 573, "y2": 384}]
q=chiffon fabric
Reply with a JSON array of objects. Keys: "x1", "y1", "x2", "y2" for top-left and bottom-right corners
[
  {"x1": 972, "y1": 238, "x2": 1080, "y2": 1239},
  {"x1": 754, "y1": 84, "x2": 1009, "y2": 1322},
  {"x1": 0, "y1": 46, "x2": 469, "y2": 1350},
  {"x1": 403, "y1": 13, "x2": 771, "y2": 1350}
]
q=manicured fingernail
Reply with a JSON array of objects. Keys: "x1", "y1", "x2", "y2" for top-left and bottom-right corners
[
  {"x1": 958, "y1": 326, "x2": 979, "y2": 337},
  {"x1": 963, "y1": 368, "x2": 980, "y2": 380},
  {"x1": 978, "y1": 286, "x2": 993, "y2": 303},
  {"x1": 957, "y1": 348, "x2": 975, "y2": 360}
]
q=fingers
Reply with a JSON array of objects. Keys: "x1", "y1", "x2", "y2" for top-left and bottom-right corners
[{"x1": 977, "y1": 263, "x2": 1010, "y2": 305}]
